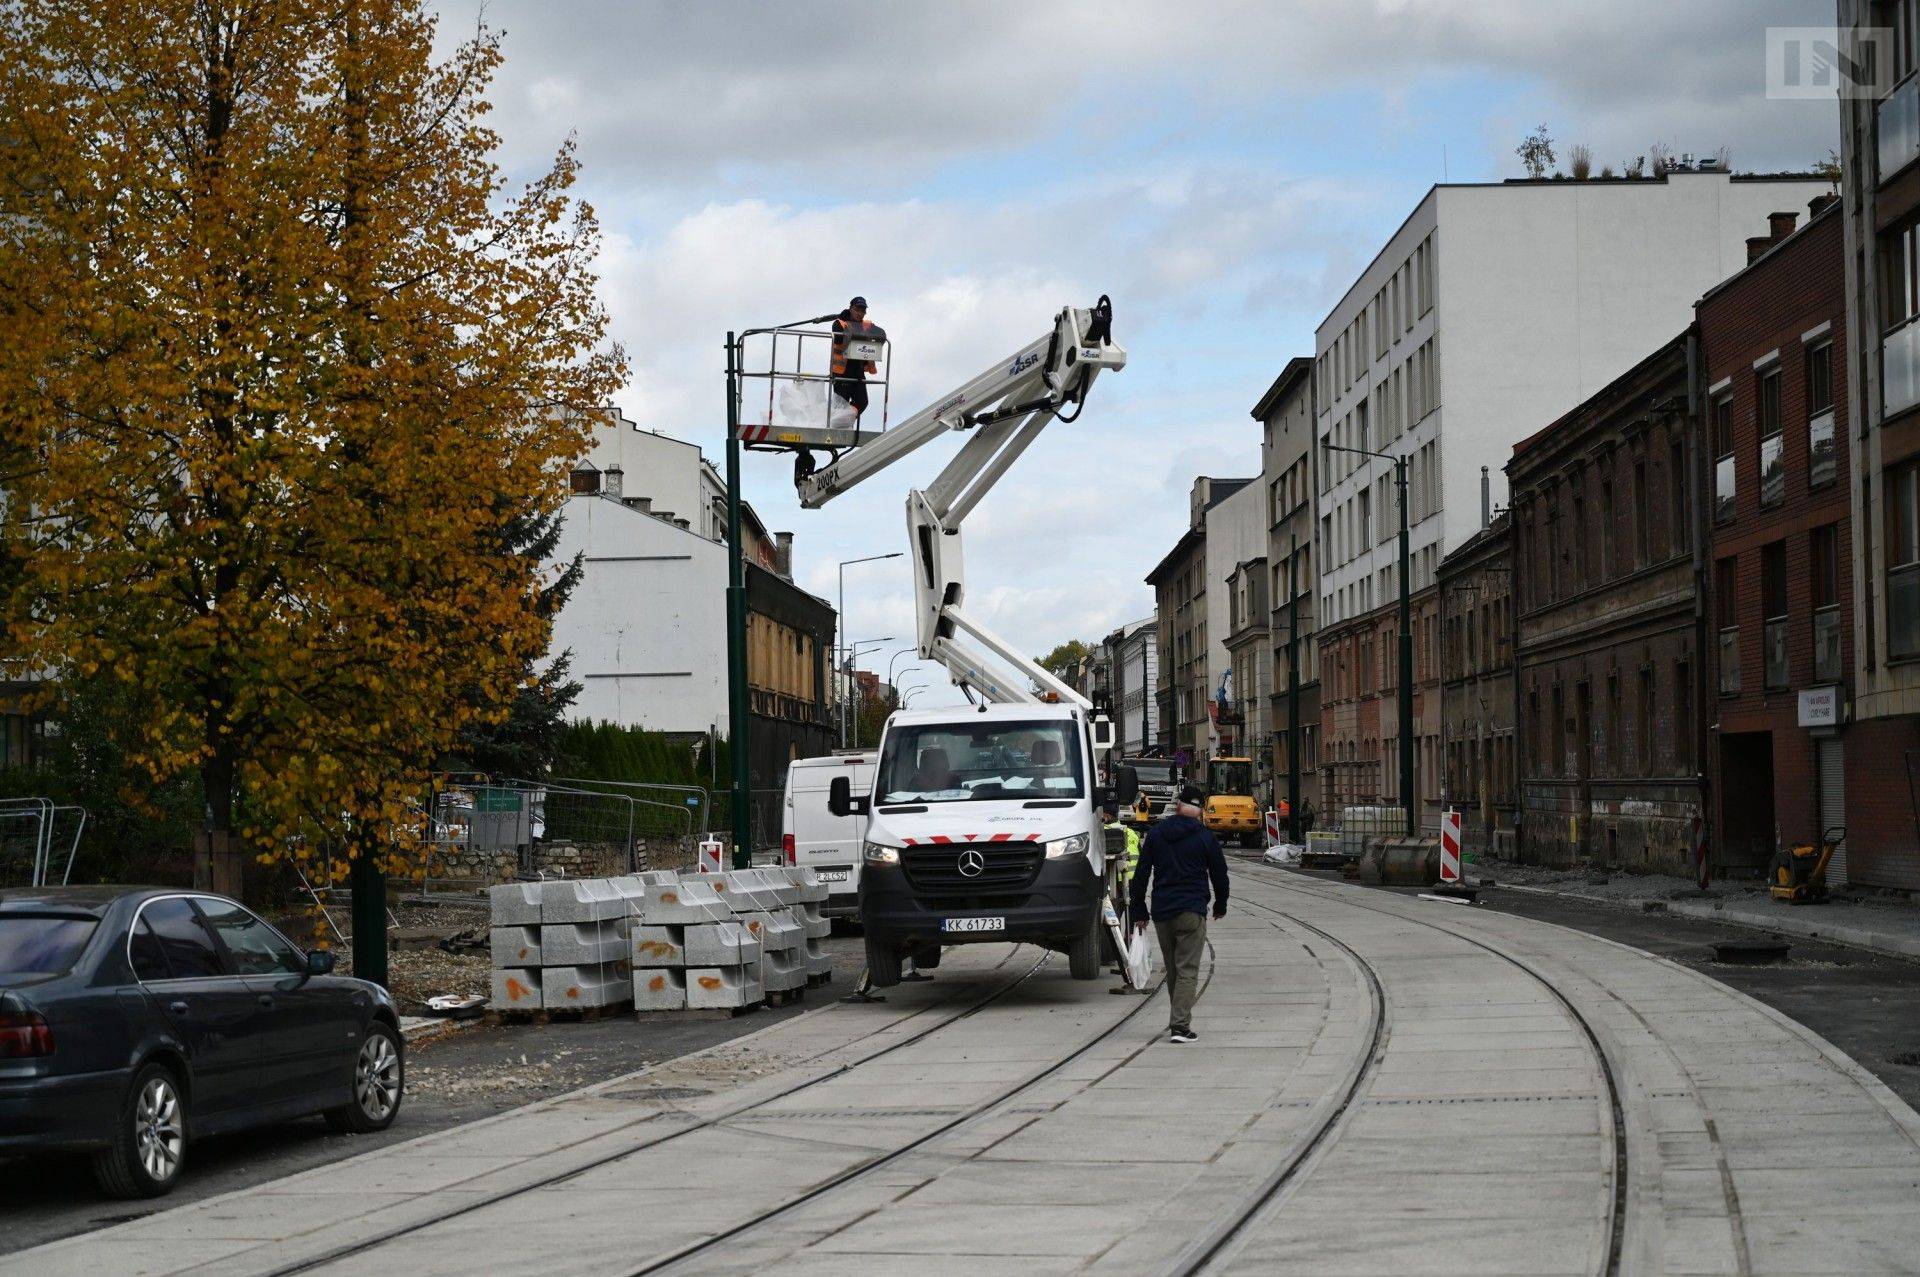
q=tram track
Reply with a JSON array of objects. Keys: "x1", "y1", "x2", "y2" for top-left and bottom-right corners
[
  {"x1": 1196, "y1": 864, "x2": 1630, "y2": 1277},
  {"x1": 633, "y1": 942, "x2": 1214, "y2": 1275},
  {"x1": 269, "y1": 946, "x2": 1051, "y2": 1277}
]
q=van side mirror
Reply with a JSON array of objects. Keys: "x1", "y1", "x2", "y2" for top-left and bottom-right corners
[
  {"x1": 828, "y1": 775, "x2": 870, "y2": 818},
  {"x1": 1113, "y1": 765, "x2": 1139, "y2": 806}
]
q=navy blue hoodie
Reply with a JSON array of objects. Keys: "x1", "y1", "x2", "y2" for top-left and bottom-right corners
[{"x1": 1128, "y1": 814, "x2": 1229, "y2": 923}]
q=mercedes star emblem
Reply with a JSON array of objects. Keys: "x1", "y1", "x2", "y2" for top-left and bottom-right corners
[{"x1": 957, "y1": 849, "x2": 986, "y2": 878}]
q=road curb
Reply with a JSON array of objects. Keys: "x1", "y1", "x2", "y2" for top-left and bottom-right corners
[
  {"x1": 1663, "y1": 899, "x2": 1920, "y2": 962},
  {"x1": 399, "y1": 1014, "x2": 481, "y2": 1048}
]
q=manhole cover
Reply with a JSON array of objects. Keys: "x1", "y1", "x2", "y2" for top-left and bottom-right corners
[
  {"x1": 1711, "y1": 940, "x2": 1791, "y2": 965},
  {"x1": 1892, "y1": 1052, "x2": 1920, "y2": 1069}
]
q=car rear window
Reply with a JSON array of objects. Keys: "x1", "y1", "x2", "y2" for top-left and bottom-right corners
[{"x1": 0, "y1": 915, "x2": 99, "y2": 975}]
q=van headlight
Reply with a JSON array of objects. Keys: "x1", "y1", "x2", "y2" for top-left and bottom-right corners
[
  {"x1": 1044, "y1": 833, "x2": 1089, "y2": 860},
  {"x1": 862, "y1": 841, "x2": 900, "y2": 865}
]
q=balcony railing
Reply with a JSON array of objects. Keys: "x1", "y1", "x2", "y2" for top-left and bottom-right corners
[
  {"x1": 1892, "y1": 563, "x2": 1920, "y2": 660},
  {"x1": 1714, "y1": 453, "x2": 1736, "y2": 524},
  {"x1": 1764, "y1": 617, "x2": 1789, "y2": 690},
  {"x1": 1759, "y1": 434, "x2": 1785, "y2": 508},
  {"x1": 1809, "y1": 409, "x2": 1837, "y2": 488},
  {"x1": 1880, "y1": 72, "x2": 1920, "y2": 184},
  {"x1": 1883, "y1": 317, "x2": 1920, "y2": 420},
  {"x1": 1814, "y1": 607, "x2": 1842, "y2": 683}
]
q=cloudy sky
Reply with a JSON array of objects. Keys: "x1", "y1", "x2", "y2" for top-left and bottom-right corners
[{"x1": 434, "y1": 0, "x2": 1841, "y2": 708}]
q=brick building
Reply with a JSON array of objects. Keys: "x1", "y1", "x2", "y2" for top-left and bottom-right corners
[
  {"x1": 1510, "y1": 333, "x2": 1703, "y2": 870},
  {"x1": 1438, "y1": 506, "x2": 1517, "y2": 858},
  {"x1": 1697, "y1": 197, "x2": 1855, "y2": 879},
  {"x1": 1838, "y1": 1, "x2": 1920, "y2": 889},
  {"x1": 1317, "y1": 582, "x2": 1441, "y2": 826},
  {"x1": 1146, "y1": 478, "x2": 1251, "y2": 762}
]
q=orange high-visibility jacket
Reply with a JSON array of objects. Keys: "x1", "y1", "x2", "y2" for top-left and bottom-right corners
[{"x1": 830, "y1": 312, "x2": 878, "y2": 377}]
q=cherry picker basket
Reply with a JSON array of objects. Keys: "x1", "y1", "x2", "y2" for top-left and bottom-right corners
[{"x1": 732, "y1": 320, "x2": 892, "y2": 465}]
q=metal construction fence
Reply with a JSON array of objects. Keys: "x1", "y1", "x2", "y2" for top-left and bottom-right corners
[{"x1": 0, "y1": 798, "x2": 87, "y2": 888}]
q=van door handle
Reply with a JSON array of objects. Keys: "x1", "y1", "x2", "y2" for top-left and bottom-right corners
[
  {"x1": 168, "y1": 1001, "x2": 189, "y2": 1015},
  {"x1": 257, "y1": 995, "x2": 275, "y2": 1009}
]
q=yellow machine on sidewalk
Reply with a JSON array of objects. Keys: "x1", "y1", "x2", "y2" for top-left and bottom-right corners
[
  {"x1": 1770, "y1": 825, "x2": 1846, "y2": 904},
  {"x1": 1202, "y1": 756, "x2": 1263, "y2": 848}
]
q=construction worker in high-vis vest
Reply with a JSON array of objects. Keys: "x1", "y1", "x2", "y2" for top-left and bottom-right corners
[
  {"x1": 1102, "y1": 801, "x2": 1142, "y2": 897},
  {"x1": 830, "y1": 296, "x2": 878, "y2": 420}
]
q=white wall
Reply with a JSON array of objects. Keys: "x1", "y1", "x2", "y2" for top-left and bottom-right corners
[
  {"x1": 1312, "y1": 171, "x2": 1829, "y2": 630},
  {"x1": 1203, "y1": 480, "x2": 1265, "y2": 728},
  {"x1": 548, "y1": 493, "x2": 728, "y2": 734},
  {"x1": 581, "y1": 408, "x2": 728, "y2": 542}
]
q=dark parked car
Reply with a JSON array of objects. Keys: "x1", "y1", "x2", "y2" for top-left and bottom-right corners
[{"x1": 0, "y1": 886, "x2": 403, "y2": 1197}]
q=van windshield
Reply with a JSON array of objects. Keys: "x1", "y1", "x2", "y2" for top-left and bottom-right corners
[{"x1": 878, "y1": 721, "x2": 1084, "y2": 804}]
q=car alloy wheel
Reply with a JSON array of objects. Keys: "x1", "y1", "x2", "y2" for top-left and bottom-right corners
[
  {"x1": 135, "y1": 1074, "x2": 185, "y2": 1185},
  {"x1": 355, "y1": 1030, "x2": 401, "y2": 1123}
]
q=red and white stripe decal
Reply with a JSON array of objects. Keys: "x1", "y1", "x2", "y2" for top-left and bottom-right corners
[
  {"x1": 901, "y1": 838, "x2": 917, "y2": 847},
  {"x1": 930, "y1": 835, "x2": 952, "y2": 845},
  {"x1": 989, "y1": 833, "x2": 1011, "y2": 842},
  {"x1": 1026, "y1": 834, "x2": 1041, "y2": 842}
]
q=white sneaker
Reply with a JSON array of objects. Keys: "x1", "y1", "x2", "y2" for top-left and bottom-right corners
[{"x1": 1170, "y1": 1026, "x2": 1197, "y2": 1043}]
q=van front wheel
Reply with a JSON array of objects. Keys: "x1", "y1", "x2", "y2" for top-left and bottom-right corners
[
  {"x1": 864, "y1": 936, "x2": 901, "y2": 988},
  {"x1": 1067, "y1": 918, "x2": 1102, "y2": 980}
]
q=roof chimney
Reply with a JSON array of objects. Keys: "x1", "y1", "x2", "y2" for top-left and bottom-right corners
[
  {"x1": 1481, "y1": 466, "x2": 1491, "y2": 530},
  {"x1": 1768, "y1": 210, "x2": 1798, "y2": 241},
  {"x1": 774, "y1": 531, "x2": 794, "y2": 581},
  {"x1": 1746, "y1": 235, "x2": 1773, "y2": 265},
  {"x1": 1809, "y1": 192, "x2": 1838, "y2": 217},
  {"x1": 603, "y1": 465, "x2": 624, "y2": 500}
]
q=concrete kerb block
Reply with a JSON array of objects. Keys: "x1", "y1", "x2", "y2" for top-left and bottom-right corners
[
  {"x1": 539, "y1": 878, "x2": 627, "y2": 924},
  {"x1": 488, "y1": 883, "x2": 543, "y2": 926},
  {"x1": 786, "y1": 867, "x2": 830, "y2": 904},
  {"x1": 756, "y1": 907, "x2": 804, "y2": 954},
  {"x1": 632, "y1": 967, "x2": 687, "y2": 1011},
  {"x1": 491, "y1": 967, "x2": 542, "y2": 1011},
  {"x1": 694, "y1": 871, "x2": 782, "y2": 912},
  {"x1": 805, "y1": 936, "x2": 832, "y2": 979},
  {"x1": 490, "y1": 925, "x2": 541, "y2": 968},
  {"x1": 760, "y1": 947, "x2": 807, "y2": 992},
  {"x1": 687, "y1": 964, "x2": 762, "y2": 1009},
  {"x1": 542, "y1": 961, "x2": 633, "y2": 1010},
  {"x1": 540, "y1": 919, "x2": 629, "y2": 965},
  {"x1": 802, "y1": 910, "x2": 832, "y2": 940},
  {"x1": 632, "y1": 924, "x2": 686, "y2": 967},
  {"x1": 638, "y1": 878, "x2": 731, "y2": 924},
  {"x1": 744, "y1": 867, "x2": 801, "y2": 907},
  {"x1": 684, "y1": 920, "x2": 760, "y2": 967}
]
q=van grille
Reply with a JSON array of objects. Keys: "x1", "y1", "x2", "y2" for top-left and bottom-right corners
[{"x1": 900, "y1": 844, "x2": 1042, "y2": 900}]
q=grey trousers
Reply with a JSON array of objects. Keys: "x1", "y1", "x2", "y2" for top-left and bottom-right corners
[{"x1": 1154, "y1": 912, "x2": 1207, "y2": 1031}]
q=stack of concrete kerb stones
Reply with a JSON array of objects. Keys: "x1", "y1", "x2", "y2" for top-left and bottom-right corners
[{"x1": 488, "y1": 875, "x2": 662, "y2": 1020}]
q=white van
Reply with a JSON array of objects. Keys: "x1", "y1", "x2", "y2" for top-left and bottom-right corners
[{"x1": 782, "y1": 752, "x2": 874, "y2": 917}]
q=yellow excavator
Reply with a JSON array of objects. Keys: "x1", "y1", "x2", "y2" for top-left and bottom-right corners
[{"x1": 1203, "y1": 756, "x2": 1264, "y2": 848}]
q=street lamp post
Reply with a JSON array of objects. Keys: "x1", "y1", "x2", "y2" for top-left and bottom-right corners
[
  {"x1": 1324, "y1": 440, "x2": 1414, "y2": 838},
  {"x1": 838, "y1": 553, "x2": 903, "y2": 747},
  {"x1": 843, "y1": 638, "x2": 894, "y2": 748},
  {"x1": 723, "y1": 332, "x2": 752, "y2": 866}
]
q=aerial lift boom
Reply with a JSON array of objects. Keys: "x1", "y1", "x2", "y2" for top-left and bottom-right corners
[{"x1": 798, "y1": 297, "x2": 1125, "y2": 708}]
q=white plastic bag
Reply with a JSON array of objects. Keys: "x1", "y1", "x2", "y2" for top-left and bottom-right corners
[
  {"x1": 1124, "y1": 926, "x2": 1156, "y2": 986},
  {"x1": 774, "y1": 379, "x2": 860, "y2": 431},
  {"x1": 1263, "y1": 842, "x2": 1304, "y2": 868}
]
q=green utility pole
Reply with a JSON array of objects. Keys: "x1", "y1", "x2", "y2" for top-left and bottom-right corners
[
  {"x1": 1286, "y1": 532, "x2": 1301, "y2": 843},
  {"x1": 350, "y1": 850, "x2": 387, "y2": 989},
  {"x1": 1324, "y1": 440, "x2": 1417, "y2": 837},
  {"x1": 723, "y1": 333, "x2": 753, "y2": 868},
  {"x1": 1394, "y1": 456, "x2": 1414, "y2": 838}
]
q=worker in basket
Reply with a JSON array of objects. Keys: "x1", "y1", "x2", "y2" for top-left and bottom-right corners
[{"x1": 830, "y1": 296, "x2": 879, "y2": 421}]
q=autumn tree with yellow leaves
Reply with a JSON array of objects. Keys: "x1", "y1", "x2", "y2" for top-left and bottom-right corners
[{"x1": 0, "y1": 1, "x2": 623, "y2": 898}]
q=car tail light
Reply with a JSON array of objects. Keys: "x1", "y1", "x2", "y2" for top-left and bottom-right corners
[
  {"x1": 0, "y1": 1009, "x2": 53, "y2": 1058},
  {"x1": 782, "y1": 833, "x2": 796, "y2": 866}
]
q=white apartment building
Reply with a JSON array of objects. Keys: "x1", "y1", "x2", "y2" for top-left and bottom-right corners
[
  {"x1": 1315, "y1": 169, "x2": 1831, "y2": 632},
  {"x1": 1109, "y1": 615, "x2": 1158, "y2": 756},
  {"x1": 1204, "y1": 477, "x2": 1267, "y2": 752},
  {"x1": 579, "y1": 406, "x2": 729, "y2": 542}
]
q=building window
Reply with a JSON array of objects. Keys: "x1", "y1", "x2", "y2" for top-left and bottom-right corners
[
  {"x1": 1713, "y1": 394, "x2": 1735, "y2": 523},
  {"x1": 1882, "y1": 216, "x2": 1920, "y2": 417},
  {"x1": 1574, "y1": 488, "x2": 1590, "y2": 589},
  {"x1": 1889, "y1": 460, "x2": 1920, "y2": 658},
  {"x1": 1606, "y1": 674, "x2": 1620, "y2": 775},
  {"x1": 1758, "y1": 369, "x2": 1785, "y2": 508},
  {"x1": 1762, "y1": 541, "x2": 1789, "y2": 690},
  {"x1": 1670, "y1": 437, "x2": 1689, "y2": 557},
  {"x1": 1811, "y1": 523, "x2": 1842, "y2": 684},
  {"x1": 1807, "y1": 342, "x2": 1836, "y2": 488},
  {"x1": 1633, "y1": 460, "x2": 1651, "y2": 567},
  {"x1": 1638, "y1": 667, "x2": 1654, "y2": 775},
  {"x1": 1717, "y1": 556, "x2": 1741, "y2": 695},
  {"x1": 1675, "y1": 661, "x2": 1692, "y2": 774}
]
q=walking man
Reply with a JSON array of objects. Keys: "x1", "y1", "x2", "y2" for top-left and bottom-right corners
[{"x1": 1128, "y1": 783, "x2": 1228, "y2": 1043}]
